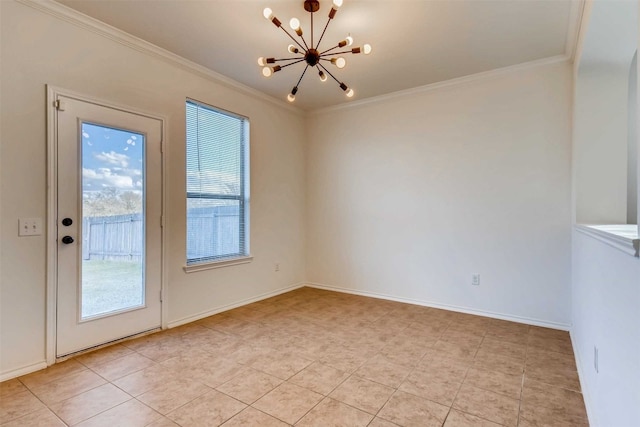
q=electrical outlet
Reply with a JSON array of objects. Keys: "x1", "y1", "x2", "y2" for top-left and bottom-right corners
[
  {"x1": 19, "y1": 218, "x2": 42, "y2": 236},
  {"x1": 594, "y1": 346, "x2": 599, "y2": 373},
  {"x1": 472, "y1": 274, "x2": 480, "y2": 286},
  {"x1": 275, "y1": 263, "x2": 280, "y2": 272}
]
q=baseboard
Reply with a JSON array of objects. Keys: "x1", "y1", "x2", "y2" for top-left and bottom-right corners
[
  {"x1": 570, "y1": 329, "x2": 598, "y2": 427},
  {"x1": 166, "y1": 282, "x2": 306, "y2": 328},
  {"x1": 0, "y1": 361, "x2": 48, "y2": 382},
  {"x1": 306, "y1": 282, "x2": 571, "y2": 331}
]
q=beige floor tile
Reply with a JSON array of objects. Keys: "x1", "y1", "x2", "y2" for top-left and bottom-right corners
[
  {"x1": 418, "y1": 351, "x2": 470, "y2": 383},
  {"x1": 378, "y1": 390, "x2": 449, "y2": 427},
  {"x1": 477, "y1": 338, "x2": 527, "y2": 361},
  {"x1": 378, "y1": 341, "x2": 431, "y2": 368},
  {"x1": 329, "y1": 376, "x2": 394, "y2": 415},
  {"x1": 399, "y1": 370, "x2": 461, "y2": 406},
  {"x1": 473, "y1": 352, "x2": 524, "y2": 377},
  {"x1": 524, "y1": 364, "x2": 581, "y2": 392},
  {"x1": 0, "y1": 390, "x2": 47, "y2": 424},
  {"x1": 90, "y1": 353, "x2": 156, "y2": 382},
  {"x1": 75, "y1": 399, "x2": 162, "y2": 427},
  {"x1": 136, "y1": 378, "x2": 212, "y2": 414},
  {"x1": 221, "y1": 407, "x2": 289, "y2": 426},
  {"x1": 521, "y1": 378, "x2": 587, "y2": 420},
  {"x1": 288, "y1": 361, "x2": 350, "y2": 396},
  {"x1": 19, "y1": 359, "x2": 87, "y2": 388},
  {"x1": 1, "y1": 289, "x2": 590, "y2": 427},
  {"x1": 145, "y1": 416, "x2": 181, "y2": 427},
  {"x1": 75, "y1": 344, "x2": 134, "y2": 368},
  {"x1": 49, "y1": 383, "x2": 131, "y2": 425},
  {"x1": 250, "y1": 350, "x2": 313, "y2": 380},
  {"x1": 354, "y1": 354, "x2": 411, "y2": 388},
  {"x1": 452, "y1": 384, "x2": 519, "y2": 427},
  {"x1": 112, "y1": 363, "x2": 180, "y2": 397},
  {"x1": 0, "y1": 379, "x2": 27, "y2": 397},
  {"x1": 527, "y1": 334, "x2": 574, "y2": 355},
  {"x1": 463, "y1": 367, "x2": 523, "y2": 400},
  {"x1": 368, "y1": 417, "x2": 400, "y2": 427},
  {"x1": 216, "y1": 368, "x2": 283, "y2": 404},
  {"x1": 0, "y1": 407, "x2": 66, "y2": 427},
  {"x1": 296, "y1": 397, "x2": 374, "y2": 427},
  {"x1": 28, "y1": 369, "x2": 106, "y2": 405},
  {"x1": 519, "y1": 402, "x2": 589, "y2": 427},
  {"x1": 253, "y1": 382, "x2": 323, "y2": 424},
  {"x1": 166, "y1": 389, "x2": 246, "y2": 426},
  {"x1": 443, "y1": 409, "x2": 503, "y2": 427}
]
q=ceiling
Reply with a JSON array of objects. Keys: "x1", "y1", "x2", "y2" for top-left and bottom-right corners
[{"x1": 54, "y1": 0, "x2": 579, "y2": 111}]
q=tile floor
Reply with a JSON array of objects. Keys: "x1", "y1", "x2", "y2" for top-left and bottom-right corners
[{"x1": 1, "y1": 287, "x2": 588, "y2": 426}]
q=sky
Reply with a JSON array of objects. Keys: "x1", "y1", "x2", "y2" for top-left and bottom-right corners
[{"x1": 81, "y1": 123, "x2": 144, "y2": 194}]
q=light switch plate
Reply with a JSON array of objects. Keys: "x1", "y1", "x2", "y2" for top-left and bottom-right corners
[{"x1": 19, "y1": 218, "x2": 42, "y2": 236}]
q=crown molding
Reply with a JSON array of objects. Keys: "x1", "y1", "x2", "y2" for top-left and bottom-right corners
[
  {"x1": 311, "y1": 54, "x2": 570, "y2": 115},
  {"x1": 565, "y1": 0, "x2": 587, "y2": 63},
  {"x1": 16, "y1": 0, "x2": 304, "y2": 116}
]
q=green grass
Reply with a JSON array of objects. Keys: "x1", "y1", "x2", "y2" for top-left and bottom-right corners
[{"x1": 82, "y1": 260, "x2": 144, "y2": 318}]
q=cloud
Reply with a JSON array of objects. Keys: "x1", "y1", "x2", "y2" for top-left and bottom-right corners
[
  {"x1": 83, "y1": 167, "x2": 138, "y2": 190},
  {"x1": 94, "y1": 151, "x2": 129, "y2": 168}
]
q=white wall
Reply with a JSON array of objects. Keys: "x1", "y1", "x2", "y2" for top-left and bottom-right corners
[
  {"x1": 306, "y1": 61, "x2": 573, "y2": 326},
  {"x1": 571, "y1": 2, "x2": 640, "y2": 426},
  {"x1": 572, "y1": 231, "x2": 640, "y2": 427},
  {"x1": 0, "y1": 1, "x2": 306, "y2": 378}
]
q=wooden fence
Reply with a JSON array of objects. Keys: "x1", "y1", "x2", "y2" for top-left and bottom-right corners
[{"x1": 83, "y1": 206, "x2": 240, "y2": 262}]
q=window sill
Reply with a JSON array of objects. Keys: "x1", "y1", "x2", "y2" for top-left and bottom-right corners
[
  {"x1": 575, "y1": 224, "x2": 639, "y2": 257},
  {"x1": 183, "y1": 255, "x2": 254, "y2": 273}
]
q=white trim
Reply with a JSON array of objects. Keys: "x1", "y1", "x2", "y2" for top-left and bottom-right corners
[
  {"x1": 565, "y1": 0, "x2": 587, "y2": 62},
  {"x1": 0, "y1": 361, "x2": 48, "y2": 382},
  {"x1": 570, "y1": 330, "x2": 598, "y2": 427},
  {"x1": 46, "y1": 86, "x2": 58, "y2": 366},
  {"x1": 312, "y1": 55, "x2": 571, "y2": 115},
  {"x1": 46, "y1": 85, "x2": 169, "y2": 364},
  {"x1": 167, "y1": 282, "x2": 305, "y2": 328},
  {"x1": 575, "y1": 224, "x2": 640, "y2": 257},
  {"x1": 18, "y1": 0, "x2": 302, "y2": 116},
  {"x1": 183, "y1": 256, "x2": 254, "y2": 273},
  {"x1": 306, "y1": 282, "x2": 572, "y2": 331}
]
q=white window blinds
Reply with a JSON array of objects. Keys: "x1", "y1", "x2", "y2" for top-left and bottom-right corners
[{"x1": 186, "y1": 100, "x2": 249, "y2": 264}]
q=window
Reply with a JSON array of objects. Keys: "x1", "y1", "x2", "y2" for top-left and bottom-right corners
[{"x1": 186, "y1": 100, "x2": 249, "y2": 266}]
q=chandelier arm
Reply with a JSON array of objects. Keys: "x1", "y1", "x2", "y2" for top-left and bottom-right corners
[
  {"x1": 279, "y1": 59, "x2": 306, "y2": 69},
  {"x1": 311, "y1": 10, "x2": 314, "y2": 49},
  {"x1": 317, "y1": 63, "x2": 341, "y2": 85},
  {"x1": 272, "y1": 56, "x2": 305, "y2": 62},
  {"x1": 320, "y1": 45, "x2": 340, "y2": 55},
  {"x1": 299, "y1": 34, "x2": 310, "y2": 51},
  {"x1": 296, "y1": 65, "x2": 310, "y2": 88},
  {"x1": 315, "y1": 18, "x2": 332, "y2": 49},
  {"x1": 279, "y1": 27, "x2": 306, "y2": 51},
  {"x1": 320, "y1": 50, "x2": 357, "y2": 57}
]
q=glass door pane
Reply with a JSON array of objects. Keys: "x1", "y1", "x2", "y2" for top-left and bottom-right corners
[{"x1": 80, "y1": 123, "x2": 145, "y2": 319}]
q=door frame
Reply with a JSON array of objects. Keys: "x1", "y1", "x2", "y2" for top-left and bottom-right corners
[{"x1": 46, "y1": 85, "x2": 168, "y2": 365}]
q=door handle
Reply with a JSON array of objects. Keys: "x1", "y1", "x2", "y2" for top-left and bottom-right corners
[
  {"x1": 61, "y1": 236, "x2": 74, "y2": 244},
  {"x1": 62, "y1": 218, "x2": 73, "y2": 226}
]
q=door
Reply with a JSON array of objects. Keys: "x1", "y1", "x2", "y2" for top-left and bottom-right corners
[{"x1": 55, "y1": 94, "x2": 163, "y2": 357}]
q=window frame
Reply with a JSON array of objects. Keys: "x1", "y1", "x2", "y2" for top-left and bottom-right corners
[{"x1": 184, "y1": 99, "x2": 251, "y2": 271}]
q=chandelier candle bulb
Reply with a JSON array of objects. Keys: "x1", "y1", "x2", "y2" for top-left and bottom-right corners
[
  {"x1": 257, "y1": 57, "x2": 266, "y2": 66},
  {"x1": 332, "y1": 57, "x2": 346, "y2": 68},
  {"x1": 290, "y1": 18, "x2": 301, "y2": 31},
  {"x1": 333, "y1": 0, "x2": 343, "y2": 8},
  {"x1": 346, "y1": 35, "x2": 354, "y2": 46},
  {"x1": 363, "y1": 43, "x2": 372, "y2": 54},
  {"x1": 262, "y1": 66, "x2": 273, "y2": 77},
  {"x1": 319, "y1": 70, "x2": 327, "y2": 82},
  {"x1": 263, "y1": 7, "x2": 273, "y2": 20},
  {"x1": 288, "y1": 45, "x2": 299, "y2": 54},
  {"x1": 346, "y1": 88, "x2": 354, "y2": 97}
]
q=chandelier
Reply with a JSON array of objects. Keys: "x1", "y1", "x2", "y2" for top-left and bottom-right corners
[{"x1": 259, "y1": 0, "x2": 372, "y2": 103}]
